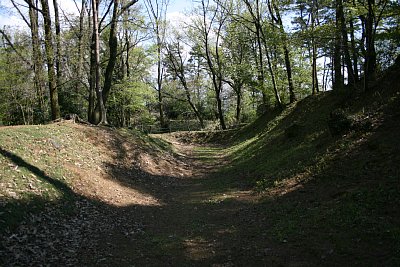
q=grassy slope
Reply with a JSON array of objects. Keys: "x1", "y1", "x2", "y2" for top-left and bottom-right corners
[
  {"x1": 0, "y1": 123, "x2": 170, "y2": 233},
  {"x1": 199, "y1": 65, "x2": 400, "y2": 265}
]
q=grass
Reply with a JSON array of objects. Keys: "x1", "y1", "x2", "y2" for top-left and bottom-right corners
[
  {"x1": 180, "y1": 73, "x2": 400, "y2": 265},
  {"x1": 0, "y1": 123, "x2": 173, "y2": 233},
  {"x1": 0, "y1": 124, "x2": 79, "y2": 231}
]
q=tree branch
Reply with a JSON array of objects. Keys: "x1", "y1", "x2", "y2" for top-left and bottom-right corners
[{"x1": 0, "y1": 29, "x2": 32, "y2": 68}]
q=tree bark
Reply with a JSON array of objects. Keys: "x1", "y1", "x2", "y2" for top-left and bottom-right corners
[
  {"x1": 40, "y1": 0, "x2": 60, "y2": 120},
  {"x1": 271, "y1": 0, "x2": 296, "y2": 102},
  {"x1": 27, "y1": 0, "x2": 46, "y2": 121},
  {"x1": 53, "y1": 0, "x2": 62, "y2": 88},
  {"x1": 337, "y1": 0, "x2": 356, "y2": 86},
  {"x1": 311, "y1": 0, "x2": 319, "y2": 94},
  {"x1": 201, "y1": 0, "x2": 226, "y2": 129},
  {"x1": 145, "y1": 0, "x2": 168, "y2": 129},
  {"x1": 364, "y1": 0, "x2": 377, "y2": 89},
  {"x1": 76, "y1": 0, "x2": 86, "y2": 95},
  {"x1": 91, "y1": 0, "x2": 107, "y2": 124},
  {"x1": 333, "y1": 0, "x2": 343, "y2": 89},
  {"x1": 349, "y1": 14, "x2": 359, "y2": 82}
]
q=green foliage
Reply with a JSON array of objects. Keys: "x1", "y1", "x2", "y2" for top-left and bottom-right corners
[
  {"x1": 108, "y1": 78, "x2": 156, "y2": 126},
  {"x1": 0, "y1": 40, "x2": 36, "y2": 125}
]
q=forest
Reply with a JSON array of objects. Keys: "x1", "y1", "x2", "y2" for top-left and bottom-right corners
[
  {"x1": 1, "y1": 0, "x2": 400, "y2": 265},
  {"x1": 0, "y1": 0, "x2": 398, "y2": 129}
]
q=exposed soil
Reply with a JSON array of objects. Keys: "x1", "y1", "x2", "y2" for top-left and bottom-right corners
[
  {"x1": 75, "y1": 130, "x2": 268, "y2": 266},
  {"x1": 1, "y1": 124, "x2": 269, "y2": 266}
]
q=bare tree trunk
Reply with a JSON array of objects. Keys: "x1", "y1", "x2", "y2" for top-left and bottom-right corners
[
  {"x1": 349, "y1": 16, "x2": 359, "y2": 82},
  {"x1": 53, "y1": 0, "x2": 62, "y2": 88},
  {"x1": 200, "y1": 0, "x2": 226, "y2": 129},
  {"x1": 255, "y1": 26, "x2": 267, "y2": 106},
  {"x1": 364, "y1": 0, "x2": 377, "y2": 90},
  {"x1": 76, "y1": 0, "x2": 86, "y2": 94},
  {"x1": 91, "y1": 0, "x2": 107, "y2": 124},
  {"x1": 311, "y1": 0, "x2": 319, "y2": 94},
  {"x1": 333, "y1": 0, "x2": 343, "y2": 89},
  {"x1": 337, "y1": 0, "x2": 355, "y2": 86},
  {"x1": 244, "y1": 0, "x2": 282, "y2": 109},
  {"x1": 270, "y1": 0, "x2": 296, "y2": 103},
  {"x1": 125, "y1": 9, "x2": 131, "y2": 78},
  {"x1": 145, "y1": 0, "x2": 168, "y2": 129},
  {"x1": 157, "y1": 37, "x2": 166, "y2": 129},
  {"x1": 88, "y1": 32, "x2": 96, "y2": 122},
  {"x1": 235, "y1": 87, "x2": 242, "y2": 123},
  {"x1": 28, "y1": 0, "x2": 46, "y2": 121},
  {"x1": 40, "y1": 0, "x2": 60, "y2": 120},
  {"x1": 264, "y1": 46, "x2": 282, "y2": 108}
]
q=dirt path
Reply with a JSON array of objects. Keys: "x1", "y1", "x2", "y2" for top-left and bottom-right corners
[
  {"x1": 1, "y1": 129, "x2": 286, "y2": 266},
  {"x1": 76, "y1": 133, "x2": 274, "y2": 266}
]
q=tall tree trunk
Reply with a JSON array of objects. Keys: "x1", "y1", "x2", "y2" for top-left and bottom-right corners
[
  {"x1": 125, "y1": 9, "x2": 131, "y2": 78},
  {"x1": 157, "y1": 36, "x2": 166, "y2": 129},
  {"x1": 88, "y1": 33, "x2": 96, "y2": 121},
  {"x1": 349, "y1": 16, "x2": 359, "y2": 82},
  {"x1": 201, "y1": 0, "x2": 226, "y2": 129},
  {"x1": 337, "y1": 0, "x2": 356, "y2": 86},
  {"x1": 245, "y1": 0, "x2": 282, "y2": 109},
  {"x1": 312, "y1": 41, "x2": 319, "y2": 93},
  {"x1": 28, "y1": 0, "x2": 46, "y2": 121},
  {"x1": 333, "y1": 0, "x2": 343, "y2": 89},
  {"x1": 271, "y1": 0, "x2": 296, "y2": 102},
  {"x1": 261, "y1": 35, "x2": 282, "y2": 109},
  {"x1": 40, "y1": 0, "x2": 60, "y2": 120},
  {"x1": 235, "y1": 87, "x2": 242, "y2": 123},
  {"x1": 146, "y1": 0, "x2": 168, "y2": 129},
  {"x1": 311, "y1": 0, "x2": 319, "y2": 94},
  {"x1": 77, "y1": 0, "x2": 86, "y2": 94},
  {"x1": 102, "y1": 0, "x2": 120, "y2": 103},
  {"x1": 91, "y1": 0, "x2": 107, "y2": 124},
  {"x1": 53, "y1": 0, "x2": 62, "y2": 88},
  {"x1": 255, "y1": 25, "x2": 267, "y2": 106},
  {"x1": 364, "y1": 0, "x2": 377, "y2": 89}
]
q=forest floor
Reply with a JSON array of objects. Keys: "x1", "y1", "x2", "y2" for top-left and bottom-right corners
[{"x1": 0, "y1": 123, "x2": 278, "y2": 266}]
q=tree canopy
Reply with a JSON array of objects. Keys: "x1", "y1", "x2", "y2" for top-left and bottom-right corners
[{"x1": 0, "y1": 0, "x2": 398, "y2": 128}]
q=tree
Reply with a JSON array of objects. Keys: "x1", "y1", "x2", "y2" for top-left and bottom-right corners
[
  {"x1": 40, "y1": 0, "x2": 61, "y2": 120},
  {"x1": 242, "y1": 0, "x2": 283, "y2": 109},
  {"x1": 90, "y1": 0, "x2": 139, "y2": 125},
  {"x1": 221, "y1": 16, "x2": 253, "y2": 123},
  {"x1": 268, "y1": 0, "x2": 296, "y2": 103},
  {"x1": 191, "y1": 0, "x2": 227, "y2": 129},
  {"x1": 90, "y1": 0, "x2": 106, "y2": 124},
  {"x1": 145, "y1": 0, "x2": 169, "y2": 129},
  {"x1": 26, "y1": 0, "x2": 46, "y2": 121},
  {"x1": 165, "y1": 39, "x2": 205, "y2": 128}
]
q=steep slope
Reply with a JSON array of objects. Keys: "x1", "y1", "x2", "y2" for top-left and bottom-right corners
[{"x1": 202, "y1": 65, "x2": 400, "y2": 265}]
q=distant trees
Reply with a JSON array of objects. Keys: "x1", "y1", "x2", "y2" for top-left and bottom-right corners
[{"x1": 0, "y1": 0, "x2": 398, "y2": 127}]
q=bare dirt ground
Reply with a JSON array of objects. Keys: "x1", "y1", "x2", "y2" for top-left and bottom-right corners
[
  {"x1": 1, "y1": 125, "x2": 273, "y2": 266},
  {"x1": 75, "y1": 131, "x2": 269, "y2": 266}
]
